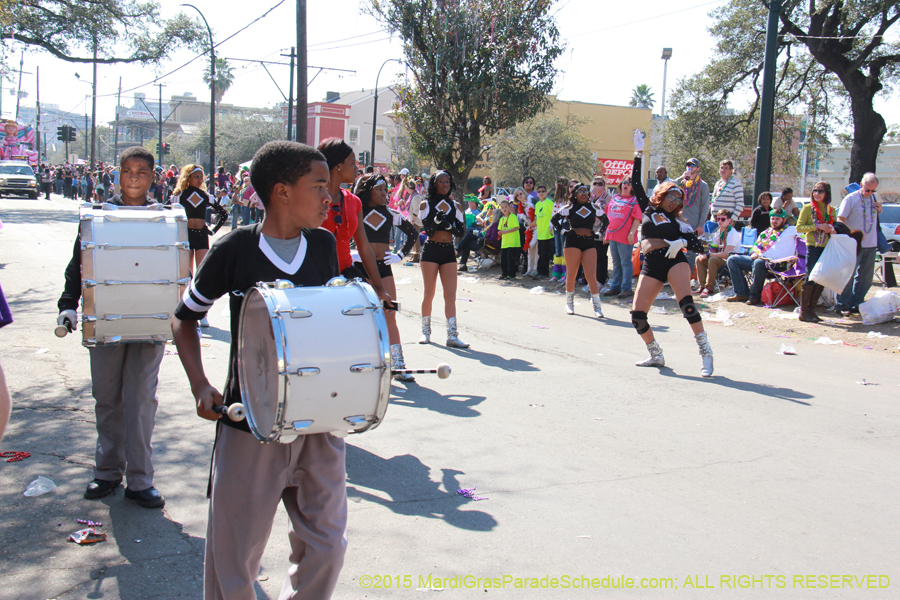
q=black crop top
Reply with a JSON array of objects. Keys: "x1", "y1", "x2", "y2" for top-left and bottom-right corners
[
  {"x1": 361, "y1": 204, "x2": 419, "y2": 256},
  {"x1": 419, "y1": 196, "x2": 465, "y2": 237},
  {"x1": 631, "y1": 155, "x2": 703, "y2": 252},
  {"x1": 176, "y1": 186, "x2": 210, "y2": 220},
  {"x1": 551, "y1": 200, "x2": 596, "y2": 233}
]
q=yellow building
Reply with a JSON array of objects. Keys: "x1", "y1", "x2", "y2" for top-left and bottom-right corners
[{"x1": 470, "y1": 96, "x2": 653, "y2": 188}]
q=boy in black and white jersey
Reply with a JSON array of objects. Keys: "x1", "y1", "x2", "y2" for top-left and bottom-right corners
[{"x1": 171, "y1": 141, "x2": 345, "y2": 600}]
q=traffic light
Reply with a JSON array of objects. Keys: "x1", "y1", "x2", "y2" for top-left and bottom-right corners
[
  {"x1": 66, "y1": 126, "x2": 77, "y2": 142},
  {"x1": 57, "y1": 126, "x2": 65, "y2": 141},
  {"x1": 357, "y1": 150, "x2": 370, "y2": 166},
  {"x1": 162, "y1": 142, "x2": 170, "y2": 156}
]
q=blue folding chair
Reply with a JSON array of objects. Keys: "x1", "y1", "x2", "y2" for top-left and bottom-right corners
[{"x1": 737, "y1": 227, "x2": 757, "y2": 256}]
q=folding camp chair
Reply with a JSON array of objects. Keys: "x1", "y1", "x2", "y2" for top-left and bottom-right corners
[{"x1": 764, "y1": 236, "x2": 807, "y2": 306}]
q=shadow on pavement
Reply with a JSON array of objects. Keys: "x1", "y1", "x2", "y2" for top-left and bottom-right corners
[
  {"x1": 441, "y1": 347, "x2": 539, "y2": 372},
  {"x1": 346, "y1": 444, "x2": 497, "y2": 532},
  {"x1": 390, "y1": 383, "x2": 485, "y2": 418},
  {"x1": 658, "y1": 371, "x2": 813, "y2": 406}
]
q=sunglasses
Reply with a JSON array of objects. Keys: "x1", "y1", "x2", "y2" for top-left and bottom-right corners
[
  {"x1": 716, "y1": 217, "x2": 729, "y2": 222},
  {"x1": 575, "y1": 187, "x2": 589, "y2": 194},
  {"x1": 813, "y1": 189, "x2": 825, "y2": 194},
  {"x1": 330, "y1": 195, "x2": 344, "y2": 225},
  {"x1": 862, "y1": 187, "x2": 877, "y2": 193},
  {"x1": 593, "y1": 182, "x2": 604, "y2": 186},
  {"x1": 666, "y1": 193, "x2": 683, "y2": 202}
]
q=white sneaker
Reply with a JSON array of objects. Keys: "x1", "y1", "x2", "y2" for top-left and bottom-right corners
[{"x1": 200, "y1": 316, "x2": 210, "y2": 328}]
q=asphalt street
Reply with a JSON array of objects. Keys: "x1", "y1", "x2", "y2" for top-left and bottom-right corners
[{"x1": 0, "y1": 194, "x2": 897, "y2": 600}]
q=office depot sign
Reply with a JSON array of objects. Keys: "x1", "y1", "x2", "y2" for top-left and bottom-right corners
[{"x1": 598, "y1": 158, "x2": 634, "y2": 185}]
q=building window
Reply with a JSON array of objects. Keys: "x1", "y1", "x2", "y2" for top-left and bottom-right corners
[
  {"x1": 349, "y1": 126, "x2": 359, "y2": 145},
  {"x1": 375, "y1": 128, "x2": 384, "y2": 142}
]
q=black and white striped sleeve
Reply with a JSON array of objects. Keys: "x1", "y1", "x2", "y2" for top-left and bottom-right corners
[{"x1": 174, "y1": 237, "x2": 233, "y2": 320}]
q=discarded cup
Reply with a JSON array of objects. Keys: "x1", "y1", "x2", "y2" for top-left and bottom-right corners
[
  {"x1": 529, "y1": 286, "x2": 544, "y2": 295},
  {"x1": 24, "y1": 476, "x2": 57, "y2": 496}
]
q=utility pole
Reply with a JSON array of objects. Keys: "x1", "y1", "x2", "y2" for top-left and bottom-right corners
[
  {"x1": 296, "y1": 0, "x2": 307, "y2": 144},
  {"x1": 84, "y1": 112, "x2": 89, "y2": 159},
  {"x1": 36, "y1": 66, "x2": 41, "y2": 160},
  {"x1": 752, "y1": 0, "x2": 781, "y2": 204},
  {"x1": 114, "y1": 77, "x2": 121, "y2": 164},
  {"x1": 15, "y1": 49, "x2": 24, "y2": 119},
  {"x1": 157, "y1": 82, "x2": 165, "y2": 167},
  {"x1": 284, "y1": 47, "x2": 295, "y2": 140},
  {"x1": 90, "y1": 32, "x2": 98, "y2": 170}
]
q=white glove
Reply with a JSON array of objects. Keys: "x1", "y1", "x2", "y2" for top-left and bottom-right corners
[
  {"x1": 664, "y1": 238, "x2": 686, "y2": 259},
  {"x1": 57, "y1": 309, "x2": 77, "y2": 332},
  {"x1": 678, "y1": 220, "x2": 694, "y2": 234},
  {"x1": 558, "y1": 207, "x2": 570, "y2": 216},
  {"x1": 633, "y1": 129, "x2": 645, "y2": 151},
  {"x1": 383, "y1": 252, "x2": 403, "y2": 265},
  {"x1": 391, "y1": 211, "x2": 403, "y2": 226},
  {"x1": 350, "y1": 250, "x2": 362, "y2": 264}
]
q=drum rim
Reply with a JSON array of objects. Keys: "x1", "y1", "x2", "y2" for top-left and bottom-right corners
[{"x1": 237, "y1": 284, "x2": 288, "y2": 443}]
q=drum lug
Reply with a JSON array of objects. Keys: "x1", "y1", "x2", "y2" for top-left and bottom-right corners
[
  {"x1": 288, "y1": 307, "x2": 312, "y2": 318},
  {"x1": 83, "y1": 315, "x2": 97, "y2": 323},
  {"x1": 325, "y1": 276, "x2": 348, "y2": 287},
  {"x1": 82, "y1": 279, "x2": 97, "y2": 288},
  {"x1": 292, "y1": 367, "x2": 320, "y2": 376},
  {"x1": 275, "y1": 280, "x2": 295, "y2": 289},
  {"x1": 103, "y1": 336, "x2": 123, "y2": 344},
  {"x1": 341, "y1": 305, "x2": 369, "y2": 316},
  {"x1": 344, "y1": 415, "x2": 371, "y2": 427},
  {"x1": 349, "y1": 363, "x2": 375, "y2": 373},
  {"x1": 291, "y1": 420, "x2": 314, "y2": 431},
  {"x1": 81, "y1": 242, "x2": 96, "y2": 250}
]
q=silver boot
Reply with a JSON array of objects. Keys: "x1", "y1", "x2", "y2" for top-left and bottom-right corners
[
  {"x1": 695, "y1": 331, "x2": 714, "y2": 377},
  {"x1": 418, "y1": 316, "x2": 431, "y2": 344},
  {"x1": 390, "y1": 344, "x2": 415, "y2": 382},
  {"x1": 635, "y1": 340, "x2": 665, "y2": 367},
  {"x1": 446, "y1": 317, "x2": 469, "y2": 348},
  {"x1": 566, "y1": 291, "x2": 575, "y2": 315},
  {"x1": 591, "y1": 293, "x2": 604, "y2": 318}
]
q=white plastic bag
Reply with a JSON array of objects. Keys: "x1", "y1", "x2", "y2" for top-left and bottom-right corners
[
  {"x1": 859, "y1": 290, "x2": 900, "y2": 325},
  {"x1": 24, "y1": 476, "x2": 57, "y2": 496},
  {"x1": 809, "y1": 234, "x2": 857, "y2": 292}
]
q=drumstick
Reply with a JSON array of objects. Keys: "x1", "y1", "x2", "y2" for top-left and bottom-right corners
[
  {"x1": 54, "y1": 319, "x2": 75, "y2": 338},
  {"x1": 212, "y1": 403, "x2": 246, "y2": 421},
  {"x1": 391, "y1": 363, "x2": 451, "y2": 379}
]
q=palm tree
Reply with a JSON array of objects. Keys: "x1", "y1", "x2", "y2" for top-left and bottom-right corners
[
  {"x1": 203, "y1": 57, "x2": 235, "y2": 104},
  {"x1": 629, "y1": 84, "x2": 655, "y2": 110}
]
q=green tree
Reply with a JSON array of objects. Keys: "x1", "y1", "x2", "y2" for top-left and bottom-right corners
[
  {"x1": 491, "y1": 111, "x2": 595, "y2": 187},
  {"x1": 369, "y1": 0, "x2": 564, "y2": 199},
  {"x1": 177, "y1": 110, "x2": 284, "y2": 173},
  {"x1": 203, "y1": 57, "x2": 236, "y2": 104},
  {"x1": 629, "y1": 84, "x2": 655, "y2": 110},
  {"x1": 690, "y1": 0, "x2": 900, "y2": 183},
  {"x1": 2, "y1": 0, "x2": 204, "y2": 64}
]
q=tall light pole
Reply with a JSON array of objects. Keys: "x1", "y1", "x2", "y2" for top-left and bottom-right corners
[
  {"x1": 182, "y1": 4, "x2": 215, "y2": 174},
  {"x1": 753, "y1": 0, "x2": 781, "y2": 204},
  {"x1": 371, "y1": 58, "x2": 404, "y2": 170},
  {"x1": 659, "y1": 47, "x2": 672, "y2": 167}
]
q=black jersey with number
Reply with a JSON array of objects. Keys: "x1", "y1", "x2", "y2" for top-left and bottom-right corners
[{"x1": 174, "y1": 224, "x2": 338, "y2": 432}]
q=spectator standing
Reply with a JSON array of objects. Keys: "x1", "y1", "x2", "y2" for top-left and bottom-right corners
[
  {"x1": 773, "y1": 187, "x2": 800, "y2": 225},
  {"x1": 654, "y1": 166, "x2": 674, "y2": 187},
  {"x1": 522, "y1": 176, "x2": 538, "y2": 203},
  {"x1": 549, "y1": 177, "x2": 570, "y2": 282},
  {"x1": 498, "y1": 200, "x2": 522, "y2": 280},
  {"x1": 696, "y1": 209, "x2": 740, "y2": 297},
  {"x1": 726, "y1": 208, "x2": 798, "y2": 304},
  {"x1": 603, "y1": 178, "x2": 643, "y2": 298},
  {"x1": 478, "y1": 176, "x2": 492, "y2": 202},
  {"x1": 675, "y1": 157, "x2": 710, "y2": 281},
  {"x1": 534, "y1": 185, "x2": 555, "y2": 278},
  {"x1": 590, "y1": 176, "x2": 613, "y2": 288},
  {"x1": 795, "y1": 182, "x2": 837, "y2": 322},
  {"x1": 835, "y1": 173, "x2": 881, "y2": 316},
  {"x1": 710, "y1": 159, "x2": 744, "y2": 218}
]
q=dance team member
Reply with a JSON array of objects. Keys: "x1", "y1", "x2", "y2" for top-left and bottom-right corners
[
  {"x1": 317, "y1": 138, "x2": 393, "y2": 306},
  {"x1": 173, "y1": 164, "x2": 212, "y2": 326},
  {"x1": 551, "y1": 182, "x2": 604, "y2": 318},
  {"x1": 353, "y1": 173, "x2": 420, "y2": 381},
  {"x1": 56, "y1": 146, "x2": 167, "y2": 507},
  {"x1": 172, "y1": 141, "x2": 346, "y2": 600},
  {"x1": 627, "y1": 136, "x2": 713, "y2": 376},
  {"x1": 418, "y1": 171, "x2": 470, "y2": 348}
]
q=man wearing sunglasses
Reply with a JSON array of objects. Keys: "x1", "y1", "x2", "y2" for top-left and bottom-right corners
[
  {"x1": 675, "y1": 157, "x2": 710, "y2": 278},
  {"x1": 835, "y1": 173, "x2": 881, "y2": 316}
]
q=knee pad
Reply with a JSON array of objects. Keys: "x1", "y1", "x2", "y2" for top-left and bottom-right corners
[
  {"x1": 631, "y1": 310, "x2": 650, "y2": 334},
  {"x1": 679, "y1": 296, "x2": 702, "y2": 324}
]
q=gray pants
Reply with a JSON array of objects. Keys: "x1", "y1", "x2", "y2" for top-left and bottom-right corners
[
  {"x1": 205, "y1": 425, "x2": 347, "y2": 600},
  {"x1": 88, "y1": 343, "x2": 165, "y2": 491}
]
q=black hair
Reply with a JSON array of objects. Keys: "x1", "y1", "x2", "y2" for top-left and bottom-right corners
[
  {"x1": 353, "y1": 173, "x2": 387, "y2": 206},
  {"x1": 427, "y1": 171, "x2": 456, "y2": 199},
  {"x1": 119, "y1": 146, "x2": 155, "y2": 171},
  {"x1": 522, "y1": 175, "x2": 535, "y2": 186},
  {"x1": 249, "y1": 141, "x2": 326, "y2": 208},
  {"x1": 317, "y1": 137, "x2": 354, "y2": 171},
  {"x1": 568, "y1": 181, "x2": 588, "y2": 204},
  {"x1": 781, "y1": 187, "x2": 793, "y2": 195}
]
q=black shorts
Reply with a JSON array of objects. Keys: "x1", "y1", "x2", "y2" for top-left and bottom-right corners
[
  {"x1": 188, "y1": 227, "x2": 210, "y2": 250},
  {"x1": 353, "y1": 260, "x2": 393, "y2": 280},
  {"x1": 641, "y1": 248, "x2": 688, "y2": 282},
  {"x1": 421, "y1": 240, "x2": 456, "y2": 265},
  {"x1": 564, "y1": 232, "x2": 596, "y2": 252}
]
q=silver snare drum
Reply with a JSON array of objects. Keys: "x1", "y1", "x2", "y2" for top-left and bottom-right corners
[
  {"x1": 79, "y1": 203, "x2": 190, "y2": 346},
  {"x1": 237, "y1": 279, "x2": 391, "y2": 443}
]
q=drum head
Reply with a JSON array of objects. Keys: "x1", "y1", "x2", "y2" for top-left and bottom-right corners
[{"x1": 238, "y1": 288, "x2": 282, "y2": 441}]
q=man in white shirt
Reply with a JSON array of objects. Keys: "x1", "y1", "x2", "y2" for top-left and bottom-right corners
[
  {"x1": 835, "y1": 173, "x2": 881, "y2": 315},
  {"x1": 710, "y1": 159, "x2": 744, "y2": 218},
  {"x1": 725, "y1": 208, "x2": 798, "y2": 304}
]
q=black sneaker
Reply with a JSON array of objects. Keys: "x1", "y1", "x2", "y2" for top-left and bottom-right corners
[
  {"x1": 84, "y1": 478, "x2": 121, "y2": 500},
  {"x1": 124, "y1": 486, "x2": 166, "y2": 508}
]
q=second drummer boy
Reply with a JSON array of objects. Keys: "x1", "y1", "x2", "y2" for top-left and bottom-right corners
[{"x1": 171, "y1": 141, "x2": 346, "y2": 600}]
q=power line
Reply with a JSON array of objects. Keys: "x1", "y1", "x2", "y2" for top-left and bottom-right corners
[
  {"x1": 307, "y1": 30, "x2": 385, "y2": 48},
  {"x1": 568, "y1": 0, "x2": 726, "y2": 39},
  {"x1": 307, "y1": 35, "x2": 394, "y2": 53}
]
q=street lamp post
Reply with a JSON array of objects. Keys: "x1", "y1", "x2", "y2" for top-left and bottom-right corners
[
  {"x1": 182, "y1": 3, "x2": 215, "y2": 175},
  {"x1": 371, "y1": 58, "x2": 403, "y2": 170},
  {"x1": 659, "y1": 47, "x2": 672, "y2": 167}
]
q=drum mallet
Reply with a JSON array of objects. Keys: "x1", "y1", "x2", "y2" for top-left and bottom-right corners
[
  {"x1": 391, "y1": 363, "x2": 451, "y2": 379},
  {"x1": 213, "y1": 404, "x2": 246, "y2": 421},
  {"x1": 54, "y1": 318, "x2": 75, "y2": 338}
]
